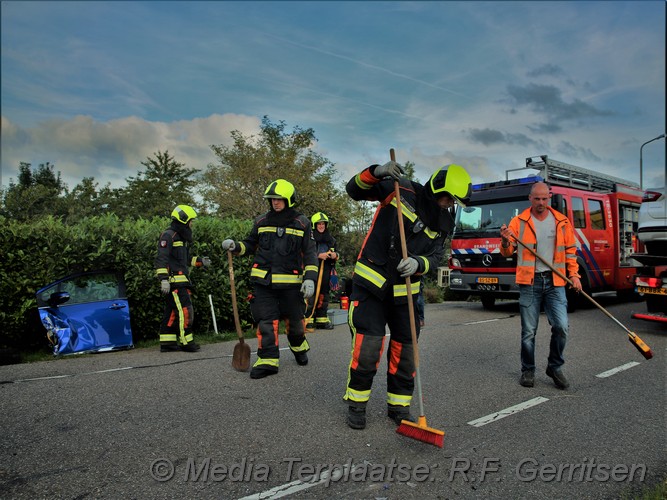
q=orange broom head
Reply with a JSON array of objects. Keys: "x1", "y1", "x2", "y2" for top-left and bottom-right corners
[
  {"x1": 628, "y1": 333, "x2": 653, "y2": 360},
  {"x1": 396, "y1": 416, "x2": 445, "y2": 448}
]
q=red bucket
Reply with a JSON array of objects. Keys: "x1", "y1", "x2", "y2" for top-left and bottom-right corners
[{"x1": 340, "y1": 296, "x2": 349, "y2": 310}]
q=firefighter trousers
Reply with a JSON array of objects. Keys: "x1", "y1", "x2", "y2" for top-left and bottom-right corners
[
  {"x1": 343, "y1": 286, "x2": 421, "y2": 408},
  {"x1": 250, "y1": 285, "x2": 310, "y2": 369},
  {"x1": 159, "y1": 287, "x2": 196, "y2": 346}
]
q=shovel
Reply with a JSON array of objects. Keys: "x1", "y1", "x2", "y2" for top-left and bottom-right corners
[{"x1": 228, "y1": 250, "x2": 250, "y2": 371}]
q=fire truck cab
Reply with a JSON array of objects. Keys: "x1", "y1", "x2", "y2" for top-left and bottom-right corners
[{"x1": 448, "y1": 155, "x2": 644, "y2": 310}]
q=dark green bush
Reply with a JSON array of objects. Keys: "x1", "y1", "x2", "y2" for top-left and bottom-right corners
[
  {"x1": 0, "y1": 214, "x2": 254, "y2": 350},
  {"x1": 423, "y1": 284, "x2": 444, "y2": 303}
]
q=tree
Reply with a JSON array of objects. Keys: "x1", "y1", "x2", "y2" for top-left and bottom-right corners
[
  {"x1": 403, "y1": 160, "x2": 419, "y2": 183},
  {"x1": 118, "y1": 150, "x2": 200, "y2": 218},
  {"x1": 60, "y1": 177, "x2": 118, "y2": 223},
  {"x1": 201, "y1": 116, "x2": 352, "y2": 230},
  {"x1": 0, "y1": 162, "x2": 67, "y2": 220}
]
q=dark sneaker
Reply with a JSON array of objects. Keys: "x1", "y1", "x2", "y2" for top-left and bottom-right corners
[
  {"x1": 520, "y1": 371, "x2": 535, "y2": 387},
  {"x1": 160, "y1": 344, "x2": 180, "y2": 352},
  {"x1": 250, "y1": 366, "x2": 279, "y2": 379},
  {"x1": 305, "y1": 323, "x2": 315, "y2": 333},
  {"x1": 293, "y1": 351, "x2": 308, "y2": 366},
  {"x1": 546, "y1": 367, "x2": 569, "y2": 389},
  {"x1": 347, "y1": 406, "x2": 366, "y2": 430},
  {"x1": 180, "y1": 342, "x2": 200, "y2": 352},
  {"x1": 322, "y1": 323, "x2": 334, "y2": 330},
  {"x1": 387, "y1": 406, "x2": 417, "y2": 425}
]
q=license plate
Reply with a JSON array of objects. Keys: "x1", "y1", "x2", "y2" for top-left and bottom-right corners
[
  {"x1": 637, "y1": 286, "x2": 666, "y2": 295},
  {"x1": 476, "y1": 277, "x2": 499, "y2": 284}
]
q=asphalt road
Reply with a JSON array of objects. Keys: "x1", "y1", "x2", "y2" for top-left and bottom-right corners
[{"x1": 1, "y1": 296, "x2": 665, "y2": 499}]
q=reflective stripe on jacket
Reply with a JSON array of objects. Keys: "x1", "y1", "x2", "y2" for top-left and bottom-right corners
[
  {"x1": 154, "y1": 228, "x2": 196, "y2": 288},
  {"x1": 346, "y1": 166, "x2": 446, "y2": 301},
  {"x1": 499, "y1": 206, "x2": 580, "y2": 286},
  {"x1": 234, "y1": 212, "x2": 319, "y2": 288}
]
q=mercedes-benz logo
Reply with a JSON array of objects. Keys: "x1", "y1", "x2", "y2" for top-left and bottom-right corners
[{"x1": 482, "y1": 254, "x2": 492, "y2": 267}]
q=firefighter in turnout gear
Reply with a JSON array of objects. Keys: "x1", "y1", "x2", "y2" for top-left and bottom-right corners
[
  {"x1": 305, "y1": 212, "x2": 339, "y2": 332},
  {"x1": 222, "y1": 179, "x2": 319, "y2": 379},
  {"x1": 343, "y1": 161, "x2": 472, "y2": 429},
  {"x1": 155, "y1": 204, "x2": 211, "y2": 352}
]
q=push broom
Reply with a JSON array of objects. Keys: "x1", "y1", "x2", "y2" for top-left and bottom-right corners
[
  {"x1": 390, "y1": 148, "x2": 445, "y2": 448},
  {"x1": 510, "y1": 236, "x2": 653, "y2": 360}
]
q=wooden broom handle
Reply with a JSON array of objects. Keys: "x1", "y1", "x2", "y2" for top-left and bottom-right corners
[{"x1": 391, "y1": 148, "x2": 420, "y2": 367}]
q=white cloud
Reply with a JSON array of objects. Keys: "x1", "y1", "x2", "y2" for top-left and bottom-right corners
[
  {"x1": 1, "y1": 114, "x2": 261, "y2": 188},
  {"x1": 1, "y1": 1, "x2": 663, "y2": 192}
]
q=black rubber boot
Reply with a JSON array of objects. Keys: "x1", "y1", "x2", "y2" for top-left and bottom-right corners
[
  {"x1": 387, "y1": 405, "x2": 417, "y2": 425},
  {"x1": 180, "y1": 342, "x2": 200, "y2": 352},
  {"x1": 293, "y1": 351, "x2": 309, "y2": 366},
  {"x1": 347, "y1": 406, "x2": 366, "y2": 430},
  {"x1": 250, "y1": 366, "x2": 279, "y2": 379}
]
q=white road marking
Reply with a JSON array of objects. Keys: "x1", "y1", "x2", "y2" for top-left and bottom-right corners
[
  {"x1": 238, "y1": 461, "x2": 361, "y2": 500},
  {"x1": 464, "y1": 319, "x2": 500, "y2": 325},
  {"x1": 596, "y1": 362, "x2": 640, "y2": 378},
  {"x1": 467, "y1": 397, "x2": 549, "y2": 427},
  {"x1": 88, "y1": 367, "x2": 134, "y2": 374},
  {"x1": 8, "y1": 354, "x2": 248, "y2": 384},
  {"x1": 15, "y1": 367, "x2": 135, "y2": 383},
  {"x1": 15, "y1": 374, "x2": 72, "y2": 383}
]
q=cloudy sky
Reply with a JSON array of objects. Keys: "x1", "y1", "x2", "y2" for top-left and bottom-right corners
[{"x1": 2, "y1": 1, "x2": 665, "y2": 194}]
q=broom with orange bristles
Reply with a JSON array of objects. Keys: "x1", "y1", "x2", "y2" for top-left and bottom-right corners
[
  {"x1": 390, "y1": 148, "x2": 445, "y2": 448},
  {"x1": 510, "y1": 235, "x2": 653, "y2": 360}
]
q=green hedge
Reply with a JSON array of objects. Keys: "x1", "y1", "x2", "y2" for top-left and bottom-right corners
[{"x1": 0, "y1": 214, "x2": 254, "y2": 351}]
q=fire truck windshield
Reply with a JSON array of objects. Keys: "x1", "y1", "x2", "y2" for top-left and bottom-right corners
[{"x1": 454, "y1": 200, "x2": 526, "y2": 236}]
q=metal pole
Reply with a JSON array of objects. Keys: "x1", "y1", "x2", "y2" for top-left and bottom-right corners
[
  {"x1": 208, "y1": 294, "x2": 219, "y2": 335},
  {"x1": 639, "y1": 133, "x2": 666, "y2": 190}
]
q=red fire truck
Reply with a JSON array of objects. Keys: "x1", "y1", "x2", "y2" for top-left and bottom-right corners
[{"x1": 448, "y1": 155, "x2": 645, "y2": 310}]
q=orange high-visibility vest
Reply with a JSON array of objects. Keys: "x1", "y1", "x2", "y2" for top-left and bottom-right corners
[{"x1": 500, "y1": 206, "x2": 580, "y2": 286}]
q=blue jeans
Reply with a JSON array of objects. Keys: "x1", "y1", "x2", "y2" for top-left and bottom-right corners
[
  {"x1": 519, "y1": 272, "x2": 569, "y2": 373},
  {"x1": 416, "y1": 283, "x2": 425, "y2": 322}
]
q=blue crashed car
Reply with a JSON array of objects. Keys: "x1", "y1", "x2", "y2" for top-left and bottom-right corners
[{"x1": 35, "y1": 271, "x2": 134, "y2": 356}]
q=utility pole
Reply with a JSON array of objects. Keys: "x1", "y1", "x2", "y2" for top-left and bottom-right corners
[{"x1": 639, "y1": 133, "x2": 665, "y2": 190}]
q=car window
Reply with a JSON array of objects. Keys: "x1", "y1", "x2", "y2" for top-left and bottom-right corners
[
  {"x1": 36, "y1": 272, "x2": 123, "y2": 307},
  {"x1": 571, "y1": 197, "x2": 586, "y2": 228},
  {"x1": 588, "y1": 199, "x2": 605, "y2": 230}
]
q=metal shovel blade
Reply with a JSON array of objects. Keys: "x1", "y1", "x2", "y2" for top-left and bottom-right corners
[{"x1": 232, "y1": 340, "x2": 251, "y2": 372}]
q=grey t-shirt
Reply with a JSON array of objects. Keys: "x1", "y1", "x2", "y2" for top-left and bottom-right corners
[{"x1": 532, "y1": 211, "x2": 555, "y2": 273}]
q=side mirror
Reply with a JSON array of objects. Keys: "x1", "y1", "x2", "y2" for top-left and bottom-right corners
[{"x1": 48, "y1": 291, "x2": 70, "y2": 308}]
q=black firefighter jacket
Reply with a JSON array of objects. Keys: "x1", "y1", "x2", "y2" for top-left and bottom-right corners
[
  {"x1": 154, "y1": 222, "x2": 205, "y2": 289},
  {"x1": 346, "y1": 165, "x2": 452, "y2": 303},
  {"x1": 232, "y1": 208, "x2": 319, "y2": 288}
]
